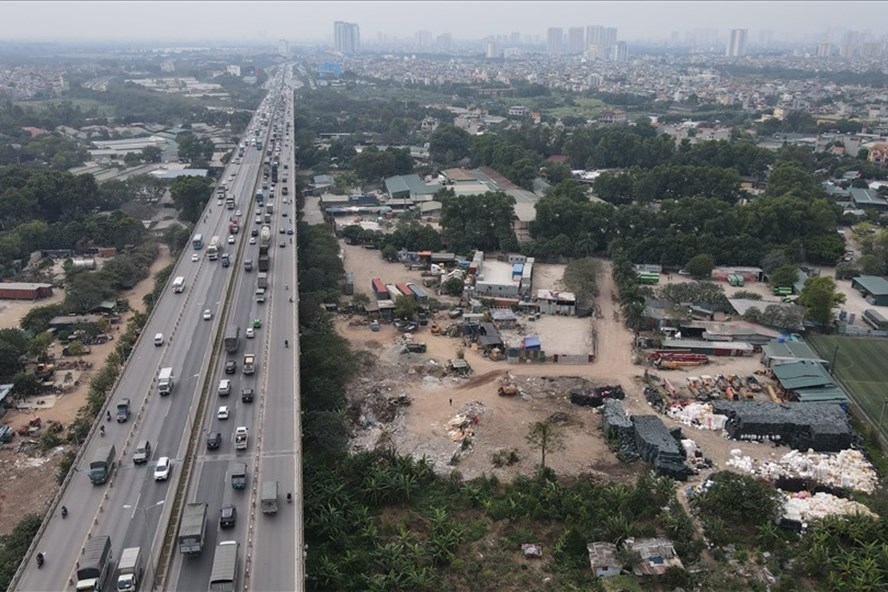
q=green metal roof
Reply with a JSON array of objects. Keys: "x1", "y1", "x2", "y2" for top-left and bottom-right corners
[{"x1": 852, "y1": 275, "x2": 888, "y2": 296}]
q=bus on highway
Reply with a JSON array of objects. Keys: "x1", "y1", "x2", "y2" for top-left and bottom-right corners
[
  {"x1": 192, "y1": 233, "x2": 203, "y2": 250},
  {"x1": 207, "y1": 236, "x2": 221, "y2": 261}
]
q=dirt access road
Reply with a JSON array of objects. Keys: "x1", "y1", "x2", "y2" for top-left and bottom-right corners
[
  {"x1": 338, "y1": 246, "x2": 771, "y2": 485},
  {"x1": 0, "y1": 247, "x2": 171, "y2": 535}
]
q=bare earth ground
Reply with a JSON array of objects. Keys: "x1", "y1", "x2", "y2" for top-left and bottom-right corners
[
  {"x1": 0, "y1": 247, "x2": 172, "y2": 535},
  {"x1": 338, "y1": 245, "x2": 777, "y2": 491}
]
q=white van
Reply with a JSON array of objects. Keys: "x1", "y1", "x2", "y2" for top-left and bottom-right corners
[
  {"x1": 154, "y1": 333, "x2": 164, "y2": 346},
  {"x1": 218, "y1": 379, "x2": 231, "y2": 396},
  {"x1": 172, "y1": 276, "x2": 185, "y2": 293}
]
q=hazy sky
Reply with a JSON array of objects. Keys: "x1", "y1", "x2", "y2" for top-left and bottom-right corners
[{"x1": 0, "y1": 1, "x2": 884, "y2": 44}]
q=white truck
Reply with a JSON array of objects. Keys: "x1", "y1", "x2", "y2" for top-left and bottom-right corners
[
  {"x1": 172, "y1": 276, "x2": 185, "y2": 293},
  {"x1": 116, "y1": 547, "x2": 143, "y2": 592},
  {"x1": 235, "y1": 426, "x2": 248, "y2": 450},
  {"x1": 243, "y1": 354, "x2": 255, "y2": 375},
  {"x1": 158, "y1": 367, "x2": 174, "y2": 396}
]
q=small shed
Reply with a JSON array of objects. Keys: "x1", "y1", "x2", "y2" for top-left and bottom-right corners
[
  {"x1": 522, "y1": 336, "x2": 541, "y2": 351},
  {"x1": 0, "y1": 282, "x2": 53, "y2": 300},
  {"x1": 587, "y1": 542, "x2": 621, "y2": 578}
]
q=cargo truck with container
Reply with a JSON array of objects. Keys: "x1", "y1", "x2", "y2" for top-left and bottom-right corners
[
  {"x1": 158, "y1": 367, "x2": 174, "y2": 396},
  {"x1": 231, "y1": 463, "x2": 247, "y2": 489},
  {"x1": 257, "y1": 272, "x2": 268, "y2": 289},
  {"x1": 261, "y1": 481, "x2": 278, "y2": 514},
  {"x1": 224, "y1": 325, "x2": 240, "y2": 353},
  {"x1": 116, "y1": 547, "x2": 143, "y2": 592},
  {"x1": 172, "y1": 276, "x2": 185, "y2": 293},
  {"x1": 178, "y1": 502, "x2": 208, "y2": 556},
  {"x1": 257, "y1": 226, "x2": 271, "y2": 271},
  {"x1": 208, "y1": 541, "x2": 239, "y2": 592},
  {"x1": 116, "y1": 398, "x2": 130, "y2": 422},
  {"x1": 242, "y1": 353, "x2": 255, "y2": 375},
  {"x1": 75, "y1": 535, "x2": 112, "y2": 592},
  {"x1": 207, "y1": 236, "x2": 221, "y2": 261},
  {"x1": 266, "y1": 203, "x2": 274, "y2": 215},
  {"x1": 89, "y1": 444, "x2": 116, "y2": 485}
]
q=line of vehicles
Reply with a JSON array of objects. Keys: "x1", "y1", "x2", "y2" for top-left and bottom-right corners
[{"x1": 46, "y1": 70, "x2": 296, "y2": 592}]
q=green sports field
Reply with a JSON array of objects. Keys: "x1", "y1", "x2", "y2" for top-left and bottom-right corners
[{"x1": 808, "y1": 335, "x2": 888, "y2": 425}]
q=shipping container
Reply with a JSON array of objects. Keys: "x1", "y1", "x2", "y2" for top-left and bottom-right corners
[{"x1": 371, "y1": 278, "x2": 389, "y2": 299}]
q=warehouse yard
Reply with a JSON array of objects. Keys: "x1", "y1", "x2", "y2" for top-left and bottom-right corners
[{"x1": 336, "y1": 244, "x2": 779, "y2": 484}]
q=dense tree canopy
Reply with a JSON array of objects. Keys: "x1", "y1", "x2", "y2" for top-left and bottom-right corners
[{"x1": 440, "y1": 192, "x2": 518, "y2": 254}]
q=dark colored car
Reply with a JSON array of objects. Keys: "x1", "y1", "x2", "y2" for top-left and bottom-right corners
[
  {"x1": 206, "y1": 432, "x2": 222, "y2": 450},
  {"x1": 241, "y1": 387, "x2": 254, "y2": 403},
  {"x1": 225, "y1": 360, "x2": 237, "y2": 374},
  {"x1": 251, "y1": 228, "x2": 259, "y2": 237},
  {"x1": 220, "y1": 504, "x2": 237, "y2": 528}
]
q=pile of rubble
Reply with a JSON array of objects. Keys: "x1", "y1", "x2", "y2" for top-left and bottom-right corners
[
  {"x1": 726, "y1": 448, "x2": 879, "y2": 494},
  {"x1": 782, "y1": 491, "x2": 876, "y2": 528},
  {"x1": 447, "y1": 401, "x2": 486, "y2": 445},
  {"x1": 665, "y1": 402, "x2": 728, "y2": 431}
]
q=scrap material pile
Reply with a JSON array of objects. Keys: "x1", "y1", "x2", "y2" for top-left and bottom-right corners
[
  {"x1": 570, "y1": 384, "x2": 625, "y2": 407},
  {"x1": 686, "y1": 374, "x2": 761, "y2": 401},
  {"x1": 710, "y1": 400, "x2": 855, "y2": 452},
  {"x1": 649, "y1": 351, "x2": 709, "y2": 370},
  {"x1": 725, "y1": 448, "x2": 879, "y2": 494},
  {"x1": 447, "y1": 402, "x2": 485, "y2": 445},
  {"x1": 601, "y1": 400, "x2": 693, "y2": 480},
  {"x1": 781, "y1": 491, "x2": 876, "y2": 529},
  {"x1": 644, "y1": 385, "x2": 668, "y2": 413},
  {"x1": 665, "y1": 402, "x2": 728, "y2": 431}
]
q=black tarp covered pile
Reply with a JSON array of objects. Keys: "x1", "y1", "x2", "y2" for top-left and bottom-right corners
[
  {"x1": 602, "y1": 399, "x2": 637, "y2": 461},
  {"x1": 634, "y1": 415, "x2": 692, "y2": 480},
  {"x1": 709, "y1": 401, "x2": 855, "y2": 452},
  {"x1": 571, "y1": 384, "x2": 625, "y2": 407},
  {"x1": 644, "y1": 385, "x2": 667, "y2": 413}
]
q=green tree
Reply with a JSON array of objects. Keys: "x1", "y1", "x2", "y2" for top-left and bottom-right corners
[
  {"x1": 797, "y1": 276, "x2": 846, "y2": 326},
  {"x1": 141, "y1": 145, "x2": 163, "y2": 163},
  {"x1": 429, "y1": 124, "x2": 472, "y2": 165},
  {"x1": 393, "y1": 295, "x2": 418, "y2": 320},
  {"x1": 525, "y1": 420, "x2": 565, "y2": 470},
  {"x1": 441, "y1": 277, "x2": 463, "y2": 297},
  {"x1": 170, "y1": 176, "x2": 212, "y2": 224},
  {"x1": 770, "y1": 264, "x2": 800, "y2": 289},
  {"x1": 685, "y1": 253, "x2": 715, "y2": 279}
]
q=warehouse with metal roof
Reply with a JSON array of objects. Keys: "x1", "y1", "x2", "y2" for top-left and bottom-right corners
[{"x1": 851, "y1": 275, "x2": 888, "y2": 306}]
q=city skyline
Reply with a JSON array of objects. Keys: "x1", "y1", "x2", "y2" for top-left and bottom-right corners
[{"x1": 0, "y1": 1, "x2": 885, "y2": 45}]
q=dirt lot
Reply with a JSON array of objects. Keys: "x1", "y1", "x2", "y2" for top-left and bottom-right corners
[
  {"x1": 337, "y1": 245, "x2": 777, "y2": 489},
  {"x1": 0, "y1": 247, "x2": 171, "y2": 535}
]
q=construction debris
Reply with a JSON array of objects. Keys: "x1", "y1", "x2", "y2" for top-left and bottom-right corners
[
  {"x1": 570, "y1": 384, "x2": 625, "y2": 407},
  {"x1": 781, "y1": 491, "x2": 877, "y2": 529},
  {"x1": 725, "y1": 448, "x2": 879, "y2": 494}
]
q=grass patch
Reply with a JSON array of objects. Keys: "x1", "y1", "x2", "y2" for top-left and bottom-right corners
[
  {"x1": 544, "y1": 97, "x2": 605, "y2": 119},
  {"x1": 14, "y1": 98, "x2": 113, "y2": 115},
  {"x1": 807, "y1": 334, "x2": 888, "y2": 425}
]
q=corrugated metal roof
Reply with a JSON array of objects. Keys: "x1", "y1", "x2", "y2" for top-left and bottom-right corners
[{"x1": 852, "y1": 275, "x2": 888, "y2": 296}]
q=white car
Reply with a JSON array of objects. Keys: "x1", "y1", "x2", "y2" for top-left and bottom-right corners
[
  {"x1": 191, "y1": 254, "x2": 199, "y2": 262},
  {"x1": 154, "y1": 456, "x2": 171, "y2": 481},
  {"x1": 216, "y1": 199, "x2": 222, "y2": 206},
  {"x1": 235, "y1": 209, "x2": 242, "y2": 217},
  {"x1": 217, "y1": 406, "x2": 230, "y2": 420},
  {"x1": 228, "y1": 235, "x2": 235, "y2": 244},
  {"x1": 245, "y1": 327, "x2": 255, "y2": 339},
  {"x1": 203, "y1": 309, "x2": 213, "y2": 321},
  {"x1": 249, "y1": 237, "x2": 256, "y2": 244}
]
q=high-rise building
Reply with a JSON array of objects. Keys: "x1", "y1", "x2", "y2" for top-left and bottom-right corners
[
  {"x1": 436, "y1": 33, "x2": 452, "y2": 51},
  {"x1": 277, "y1": 39, "x2": 289, "y2": 56},
  {"x1": 602, "y1": 27, "x2": 618, "y2": 50},
  {"x1": 816, "y1": 43, "x2": 833, "y2": 58},
  {"x1": 415, "y1": 30, "x2": 432, "y2": 48},
  {"x1": 568, "y1": 27, "x2": 585, "y2": 54},
  {"x1": 586, "y1": 25, "x2": 604, "y2": 45},
  {"x1": 726, "y1": 29, "x2": 747, "y2": 57},
  {"x1": 547, "y1": 27, "x2": 563, "y2": 55},
  {"x1": 611, "y1": 41, "x2": 628, "y2": 62},
  {"x1": 757, "y1": 29, "x2": 774, "y2": 47},
  {"x1": 334, "y1": 21, "x2": 360, "y2": 54}
]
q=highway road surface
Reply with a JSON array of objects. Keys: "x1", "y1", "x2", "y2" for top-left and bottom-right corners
[{"x1": 14, "y1": 66, "x2": 297, "y2": 592}]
